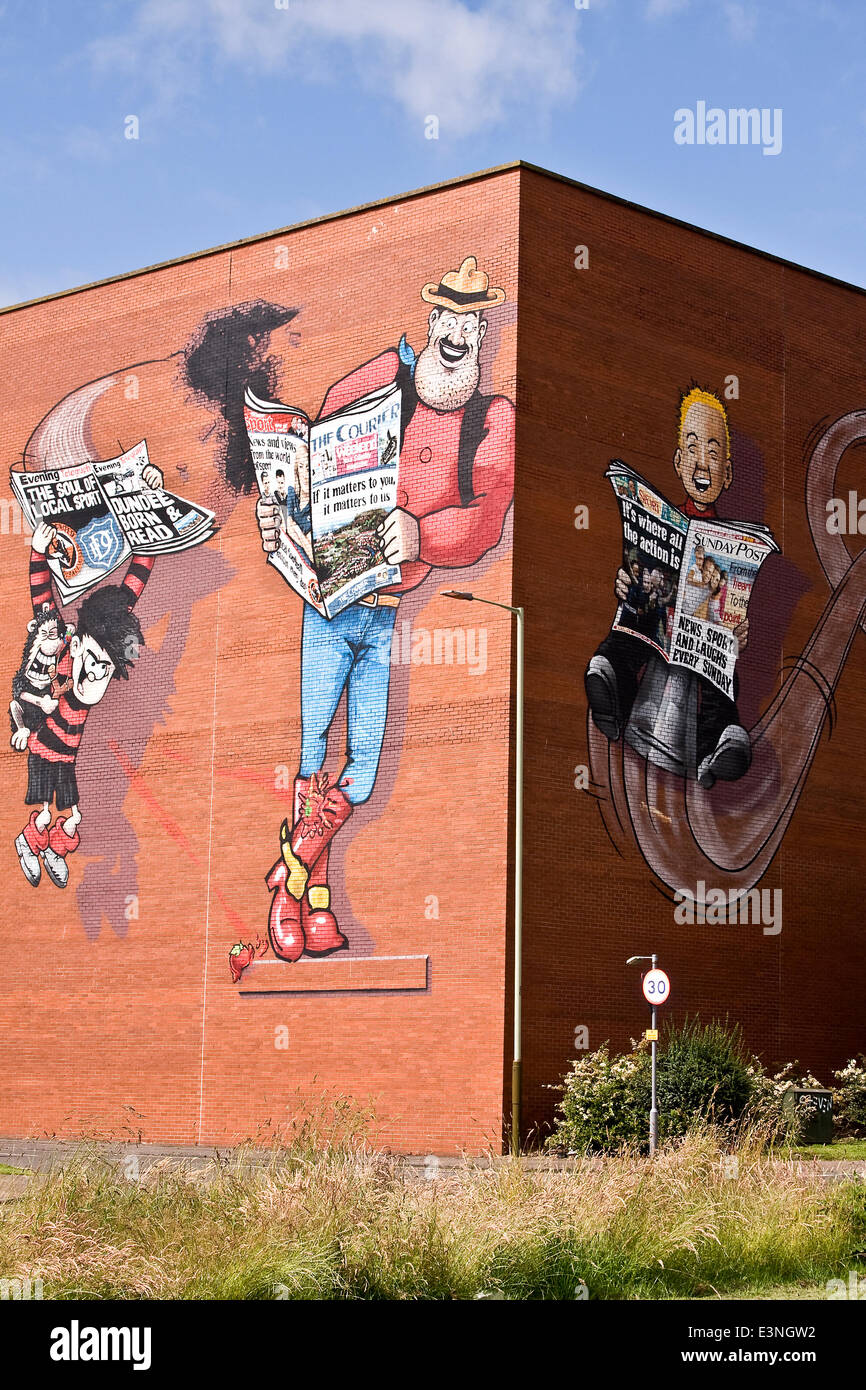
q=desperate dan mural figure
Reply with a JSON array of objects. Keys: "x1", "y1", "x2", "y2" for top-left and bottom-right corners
[{"x1": 254, "y1": 256, "x2": 515, "y2": 965}]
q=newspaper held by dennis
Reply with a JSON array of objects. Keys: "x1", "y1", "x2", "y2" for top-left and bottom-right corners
[
  {"x1": 606, "y1": 460, "x2": 779, "y2": 699},
  {"x1": 244, "y1": 381, "x2": 402, "y2": 620},
  {"x1": 10, "y1": 440, "x2": 215, "y2": 604}
]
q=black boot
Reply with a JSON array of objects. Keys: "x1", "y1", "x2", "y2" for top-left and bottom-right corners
[
  {"x1": 585, "y1": 654, "x2": 623, "y2": 740},
  {"x1": 697, "y1": 724, "x2": 752, "y2": 789}
]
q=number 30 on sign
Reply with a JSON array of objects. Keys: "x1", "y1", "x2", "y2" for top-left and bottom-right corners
[{"x1": 642, "y1": 969, "x2": 671, "y2": 1004}]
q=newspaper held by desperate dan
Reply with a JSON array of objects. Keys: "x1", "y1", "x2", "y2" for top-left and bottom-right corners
[
  {"x1": 10, "y1": 441, "x2": 215, "y2": 604},
  {"x1": 606, "y1": 460, "x2": 779, "y2": 699},
  {"x1": 243, "y1": 381, "x2": 401, "y2": 620}
]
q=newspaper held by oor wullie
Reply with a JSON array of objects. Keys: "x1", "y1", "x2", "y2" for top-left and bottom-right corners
[
  {"x1": 606, "y1": 461, "x2": 779, "y2": 699},
  {"x1": 10, "y1": 441, "x2": 216, "y2": 605},
  {"x1": 243, "y1": 381, "x2": 402, "y2": 620}
]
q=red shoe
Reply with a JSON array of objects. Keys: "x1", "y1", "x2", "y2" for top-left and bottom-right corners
[
  {"x1": 302, "y1": 845, "x2": 348, "y2": 956},
  {"x1": 280, "y1": 772, "x2": 353, "y2": 898},
  {"x1": 23, "y1": 811, "x2": 50, "y2": 855},
  {"x1": 15, "y1": 812, "x2": 50, "y2": 886},
  {"x1": 265, "y1": 857, "x2": 305, "y2": 962},
  {"x1": 42, "y1": 818, "x2": 80, "y2": 890}
]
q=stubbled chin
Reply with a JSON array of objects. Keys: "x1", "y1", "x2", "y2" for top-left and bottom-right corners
[{"x1": 414, "y1": 349, "x2": 479, "y2": 410}]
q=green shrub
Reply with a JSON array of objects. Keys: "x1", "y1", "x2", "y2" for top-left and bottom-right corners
[
  {"x1": 544, "y1": 1043, "x2": 649, "y2": 1153},
  {"x1": 548, "y1": 1019, "x2": 757, "y2": 1154},
  {"x1": 657, "y1": 1019, "x2": 753, "y2": 1134},
  {"x1": 742, "y1": 1061, "x2": 826, "y2": 1144},
  {"x1": 833, "y1": 1056, "x2": 866, "y2": 1133}
]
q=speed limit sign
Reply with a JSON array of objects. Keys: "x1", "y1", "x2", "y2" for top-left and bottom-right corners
[{"x1": 642, "y1": 969, "x2": 671, "y2": 1005}]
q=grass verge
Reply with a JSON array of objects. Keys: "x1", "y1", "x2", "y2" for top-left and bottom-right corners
[
  {"x1": 0, "y1": 1131, "x2": 863, "y2": 1300},
  {"x1": 791, "y1": 1139, "x2": 866, "y2": 1161}
]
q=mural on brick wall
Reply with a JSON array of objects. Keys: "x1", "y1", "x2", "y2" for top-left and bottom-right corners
[
  {"x1": 4, "y1": 302, "x2": 302, "y2": 938},
  {"x1": 9, "y1": 440, "x2": 216, "y2": 891},
  {"x1": 4, "y1": 257, "x2": 514, "y2": 973},
  {"x1": 238, "y1": 255, "x2": 514, "y2": 973},
  {"x1": 584, "y1": 385, "x2": 866, "y2": 922}
]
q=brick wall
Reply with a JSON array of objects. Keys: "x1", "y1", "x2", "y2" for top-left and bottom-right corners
[
  {"x1": 2, "y1": 160, "x2": 863, "y2": 1155},
  {"x1": 0, "y1": 169, "x2": 519, "y2": 1155},
  {"x1": 516, "y1": 166, "x2": 866, "y2": 1138}
]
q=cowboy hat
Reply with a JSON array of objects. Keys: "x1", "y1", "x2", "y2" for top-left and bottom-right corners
[{"x1": 420, "y1": 255, "x2": 506, "y2": 312}]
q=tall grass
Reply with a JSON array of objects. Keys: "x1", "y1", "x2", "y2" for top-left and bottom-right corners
[{"x1": 1, "y1": 1130, "x2": 863, "y2": 1300}]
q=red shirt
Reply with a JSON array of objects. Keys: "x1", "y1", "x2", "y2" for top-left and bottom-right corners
[
  {"x1": 27, "y1": 551, "x2": 154, "y2": 764},
  {"x1": 682, "y1": 497, "x2": 718, "y2": 519},
  {"x1": 318, "y1": 349, "x2": 514, "y2": 595}
]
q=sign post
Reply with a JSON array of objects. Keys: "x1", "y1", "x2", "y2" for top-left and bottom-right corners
[{"x1": 627, "y1": 954, "x2": 671, "y2": 1156}]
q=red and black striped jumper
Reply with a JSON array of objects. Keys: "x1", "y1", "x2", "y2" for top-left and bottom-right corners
[{"x1": 20, "y1": 549, "x2": 154, "y2": 862}]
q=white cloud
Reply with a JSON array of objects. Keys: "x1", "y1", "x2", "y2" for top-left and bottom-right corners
[
  {"x1": 93, "y1": 0, "x2": 585, "y2": 138},
  {"x1": 723, "y1": 1, "x2": 757, "y2": 41}
]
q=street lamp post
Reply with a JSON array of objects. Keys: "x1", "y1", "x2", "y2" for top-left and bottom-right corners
[{"x1": 442, "y1": 590, "x2": 524, "y2": 1158}]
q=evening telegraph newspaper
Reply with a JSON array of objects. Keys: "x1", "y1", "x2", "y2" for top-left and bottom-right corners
[{"x1": 10, "y1": 440, "x2": 215, "y2": 604}]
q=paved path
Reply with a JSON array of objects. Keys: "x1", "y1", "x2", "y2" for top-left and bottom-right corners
[
  {"x1": 1, "y1": 1135, "x2": 864, "y2": 1182},
  {"x1": 0, "y1": 1174, "x2": 34, "y2": 1202}
]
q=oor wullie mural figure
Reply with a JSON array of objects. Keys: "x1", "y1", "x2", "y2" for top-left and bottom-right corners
[
  {"x1": 583, "y1": 383, "x2": 866, "y2": 916},
  {"x1": 255, "y1": 256, "x2": 514, "y2": 966},
  {"x1": 586, "y1": 388, "x2": 753, "y2": 789}
]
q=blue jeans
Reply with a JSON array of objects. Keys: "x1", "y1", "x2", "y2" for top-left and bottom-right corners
[{"x1": 299, "y1": 602, "x2": 397, "y2": 805}]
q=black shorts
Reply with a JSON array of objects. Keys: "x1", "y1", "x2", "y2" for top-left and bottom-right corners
[{"x1": 25, "y1": 752, "x2": 79, "y2": 811}]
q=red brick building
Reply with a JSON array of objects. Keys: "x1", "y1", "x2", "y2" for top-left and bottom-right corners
[{"x1": 1, "y1": 163, "x2": 864, "y2": 1154}]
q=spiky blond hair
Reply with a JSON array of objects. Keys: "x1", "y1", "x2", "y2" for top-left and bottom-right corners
[{"x1": 678, "y1": 387, "x2": 731, "y2": 457}]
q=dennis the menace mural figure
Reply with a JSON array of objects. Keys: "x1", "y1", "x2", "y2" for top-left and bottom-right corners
[
  {"x1": 256, "y1": 256, "x2": 515, "y2": 964},
  {"x1": 12, "y1": 520, "x2": 156, "y2": 889}
]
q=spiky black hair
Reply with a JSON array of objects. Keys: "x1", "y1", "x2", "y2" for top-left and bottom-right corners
[{"x1": 75, "y1": 586, "x2": 144, "y2": 681}]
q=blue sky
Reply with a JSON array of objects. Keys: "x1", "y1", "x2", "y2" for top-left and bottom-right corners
[{"x1": 1, "y1": 0, "x2": 864, "y2": 307}]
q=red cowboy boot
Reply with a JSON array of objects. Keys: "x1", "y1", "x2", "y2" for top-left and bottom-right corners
[
  {"x1": 264, "y1": 776, "x2": 317, "y2": 963},
  {"x1": 42, "y1": 817, "x2": 80, "y2": 890},
  {"x1": 302, "y1": 844, "x2": 348, "y2": 956},
  {"x1": 280, "y1": 772, "x2": 353, "y2": 899},
  {"x1": 265, "y1": 857, "x2": 305, "y2": 962}
]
